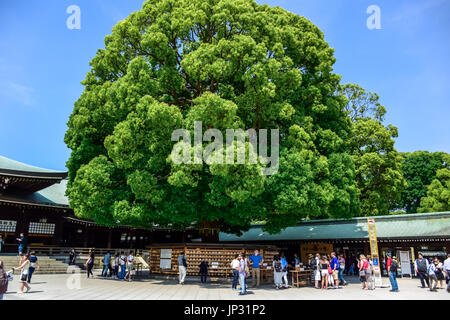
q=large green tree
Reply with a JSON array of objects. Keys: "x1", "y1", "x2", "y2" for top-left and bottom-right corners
[
  {"x1": 418, "y1": 166, "x2": 450, "y2": 213},
  {"x1": 65, "y1": 0, "x2": 359, "y2": 237},
  {"x1": 398, "y1": 151, "x2": 449, "y2": 213},
  {"x1": 341, "y1": 84, "x2": 406, "y2": 216}
]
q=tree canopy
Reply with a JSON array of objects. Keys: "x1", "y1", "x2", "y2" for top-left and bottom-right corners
[
  {"x1": 417, "y1": 154, "x2": 450, "y2": 213},
  {"x1": 397, "y1": 151, "x2": 449, "y2": 213},
  {"x1": 65, "y1": 0, "x2": 361, "y2": 236},
  {"x1": 341, "y1": 84, "x2": 405, "y2": 216}
]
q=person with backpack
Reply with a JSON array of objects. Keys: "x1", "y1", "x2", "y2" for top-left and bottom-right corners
[
  {"x1": 357, "y1": 255, "x2": 370, "y2": 290},
  {"x1": 414, "y1": 253, "x2": 430, "y2": 288},
  {"x1": 388, "y1": 256, "x2": 399, "y2": 292},
  {"x1": 427, "y1": 258, "x2": 439, "y2": 292},
  {"x1": 273, "y1": 255, "x2": 283, "y2": 289}
]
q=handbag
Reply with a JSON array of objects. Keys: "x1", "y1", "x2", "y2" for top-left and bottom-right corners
[
  {"x1": 20, "y1": 270, "x2": 28, "y2": 281},
  {"x1": 328, "y1": 266, "x2": 333, "y2": 274}
]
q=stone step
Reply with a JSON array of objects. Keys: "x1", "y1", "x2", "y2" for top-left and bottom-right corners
[{"x1": 0, "y1": 255, "x2": 70, "y2": 274}]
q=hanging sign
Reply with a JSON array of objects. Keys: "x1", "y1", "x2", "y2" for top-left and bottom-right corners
[
  {"x1": 367, "y1": 218, "x2": 384, "y2": 287},
  {"x1": 399, "y1": 250, "x2": 412, "y2": 278}
]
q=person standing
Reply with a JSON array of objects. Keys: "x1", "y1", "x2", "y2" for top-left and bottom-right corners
[
  {"x1": 0, "y1": 235, "x2": 4, "y2": 253},
  {"x1": 338, "y1": 254, "x2": 347, "y2": 286},
  {"x1": 414, "y1": 253, "x2": 430, "y2": 288},
  {"x1": 273, "y1": 255, "x2": 283, "y2": 289},
  {"x1": 178, "y1": 251, "x2": 187, "y2": 285},
  {"x1": 15, "y1": 253, "x2": 31, "y2": 294},
  {"x1": 126, "y1": 251, "x2": 134, "y2": 282},
  {"x1": 444, "y1": 253, "x2": 450, "y2": 293},
  {"x1": 231, "y1": 254, "x2": 240, "y2": 291},
  {"x1": 16, "y1": 233, "x2": 27, "y2": 257},
  {"x1": 368, "y1": 255, "x2": 376, "y2": 290},
  {"x1": 0, "y1": 260, "x2": 8, "y2": 300},
  {"x1": 434, "y1": 257, "x2": 445, "y2": 289},
  {"x1": 311, "y1": 253, "x2": 321, "y2": 289},
  {"x1": 291, "y1": 253, "x2": 300, "y2": 269},
  {"x1": 69, "y1": 249, "x2": 77, "y2": 266},
  {"x1": 85, "y1": 249, "x2": 95, "y2": 279},
  {"x1": 358, "y1": 255, "x2": 369, "y2": 290},
  {"x1": 27, "y1": 251, "x2": 40, "y2": 284},
  {"x1": 119, "y1": 252, "x2": 126, "y2": 279},
  {"x1": 113, "y1": 253, "x2": 120, "y2": 279},
  {"x1": 280, "y1": 253, "x2": 289, "y2": 289},
  {"x1": 427, "y1": 258, "x2": 438, "y2": 292},
  {"x1": 330, "y1": 252, "x2": 339, "y2": 288},
  {"x1": 102, "y1": 251, "x2": 111, "y2": 277},
  {"x1": 238, "y1": 254, "x2": 248, "y2": 295},
  {"x1": 199, "y1": 260, "x2": 208, "y2": 284},
  {"x1": 248, "y1": 250, "x2": 263, "y2": 288},
  {"x1": 388, "y1": 256, "x2": 399, "y2": 292},
  {"x1": 320, "y1": 256, "x2": 330, "y2": 289}
]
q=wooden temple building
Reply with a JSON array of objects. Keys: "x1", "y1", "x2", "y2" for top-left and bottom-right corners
[{"x1": 0, "y1": 156, "x2": 196, "y2": 253}]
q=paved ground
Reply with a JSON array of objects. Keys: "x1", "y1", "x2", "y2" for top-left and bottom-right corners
[{"x1": 3, "y1": 271, "x2": 449, "y2": 300}]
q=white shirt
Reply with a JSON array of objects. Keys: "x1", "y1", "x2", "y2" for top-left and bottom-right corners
[
  {"x1": 120, "y1": 255, "x2": 126, "y2": 265},
  {"x1": 127, "y1": 255, "x2": 134, "y2": 266},
  {"x1": 444, "y1": 258, "x2": 450, "y2": 271},
  {"x1": 231, "y1": 259, "x2": 240, "y2": 269}
]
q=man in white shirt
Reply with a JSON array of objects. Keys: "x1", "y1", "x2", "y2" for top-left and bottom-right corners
[
  {"x1": 126, "y1": 251, "x2": 134, "y2": 282},
  {"x1": 444, "y1": 253, "x2": 450, "y2": 293},
  {"x1": 231, "y1": 255, "x2": 240, "y2": 291}
]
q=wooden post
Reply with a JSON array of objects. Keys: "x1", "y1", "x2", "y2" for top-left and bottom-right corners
[{"x1": 107, "y1": 229, "x2": 112, "y2": 249}]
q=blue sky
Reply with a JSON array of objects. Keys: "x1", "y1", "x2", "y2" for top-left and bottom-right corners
[{"x1": 0, "y1": 0, "x2": 449, "y2": 171}]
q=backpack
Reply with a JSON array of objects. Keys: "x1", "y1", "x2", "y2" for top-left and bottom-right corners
[
  {"x1": 390, "y1": 260, "x2": 398, "y2": 273},
  {"x1": 274, "y1": 260, "x2": 282, "y2": 272},
  {"x1": 310, "y1": 258, "x2": 317, "y2": 270}
]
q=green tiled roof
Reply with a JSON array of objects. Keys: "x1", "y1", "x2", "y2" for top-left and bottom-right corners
[
  {"x1": 219, "y1": 212, "x2": 450, "y2": 241},
  {"x1": 25, "y1": 179, "x2": 69, "y2": 206},
  {"x1": 0, "y1": 155, "x2": 64, "y2": 174}
]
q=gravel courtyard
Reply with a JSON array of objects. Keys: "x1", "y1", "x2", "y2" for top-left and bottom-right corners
[{"x1": 2, "y1": 272, "x2": 449, "y2": 300}]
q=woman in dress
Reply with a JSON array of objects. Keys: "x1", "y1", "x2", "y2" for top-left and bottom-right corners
[{"x1": 434, "y1": 257, "x2": 445, "y2": 289}]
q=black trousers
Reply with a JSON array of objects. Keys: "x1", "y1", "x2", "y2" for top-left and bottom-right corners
[
  {"x1": 200, "y1": 274, "x2": 207, "y2": 283},
  {"x1": 87, "y1": 265, "x2": 94, "y2": 278},
  {"x1": 418, "y1": 271, "x2": 429, "y2": 287}
]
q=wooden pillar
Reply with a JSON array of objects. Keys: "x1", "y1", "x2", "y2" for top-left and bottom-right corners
[
  {"x1": 107, "y1": 229, "x2": 112, "y2": 249},
  {"x1": 83, "y1": 225, "x2": 89, "y2": 248},
  {"x1": 54, "y1": 216, "x2": 64, "y2": 247}
]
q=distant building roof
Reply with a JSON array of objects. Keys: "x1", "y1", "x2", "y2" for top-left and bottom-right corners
[
  {"x1": 219, "y1": 212, "x2": 450, "y2": 242},
  {"x1": 0, "y1": 156, "x2": 65, "y2": 174}
]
